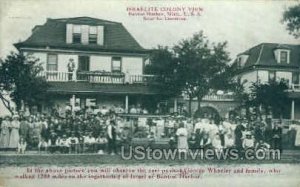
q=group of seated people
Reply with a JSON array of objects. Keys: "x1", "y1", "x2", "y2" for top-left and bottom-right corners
[{"x1": 37, "y1": 132, "x2": 108, "y2": 154}]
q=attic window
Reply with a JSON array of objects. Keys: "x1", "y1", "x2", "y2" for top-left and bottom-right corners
[
  {"x1": 236, "y1": 54, "x2": 249, "y2": 67},
  {"x1": 89, "y1": 26, "x2": 97, "y2": 44},
  {"x1": 274, "y1": 49, "x2": 290, "y2": 64},
  {"x1": 72, "y1": 25, "x2": 81, "y2": 44},
  {"x1": 280, "y1": 51, "x2": 288, "y2": 63}
]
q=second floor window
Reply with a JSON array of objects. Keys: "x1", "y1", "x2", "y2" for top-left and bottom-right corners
[
  {"x1": 111, "y1": 57, "x2": 121, "y2": 72},
  {"x1": 280, "y1": 51, "x2": 288, "y2": 63},
  {"x1": 47, "y1": 54, "x2": 58, "y2": 71}
]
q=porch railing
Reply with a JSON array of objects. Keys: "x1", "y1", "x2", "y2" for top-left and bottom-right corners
[
  {"x1": 202, "y1": 94, "x2": 235, "y2": 101},
  {"x1": 130, "y1": 74, "x2": 157, "y2": 84},
  {"x1": 38, "y1": 71, "x2": 71, "y2": 82},
  {"x1": 38, "y1": 71, "x2": 157, "y2": 84},
  {"x1": 77, "y1": 71, "x2": 125, "y2": 84}
]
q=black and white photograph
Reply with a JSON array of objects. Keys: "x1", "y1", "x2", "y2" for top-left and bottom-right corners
[{"x1": 0, "y1": 0, "x2": 300, "y2": 187}]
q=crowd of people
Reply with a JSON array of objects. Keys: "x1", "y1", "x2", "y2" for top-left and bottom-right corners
[{"x1": 0, "y1": 103, "x2": 292, "y2": 156}]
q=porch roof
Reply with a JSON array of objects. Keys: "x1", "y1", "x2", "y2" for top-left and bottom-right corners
[{"x1": 47, "y1": 82, "x2": 169, "y2": 95}]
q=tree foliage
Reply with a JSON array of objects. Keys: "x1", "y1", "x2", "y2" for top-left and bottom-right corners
[
  {"x1": 0, "y1": 52, "x2": 49, "y2": 113},
  {"x1": 146, "y1": 31, "x2": 235, "y2": 115},
  {"x1": 173, "y1": 31, "x2": 233, "y2": 112},
  {"x1": 144, "y1": 46, "x2": 184, "y2": 96},
  {"x1": 248, "y1": 80, "x2": 289, "y2": 118},
  {"x1": 282, "y1": 4, "x2": 300, "y2": 38}
]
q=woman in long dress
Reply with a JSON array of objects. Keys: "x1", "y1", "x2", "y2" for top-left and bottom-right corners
[
  {"x1": 176, "y1": 122, "x2": 189, "y2": 153},
  {"x1": 9, "y1": 115, "x2": 20, "y2": 149},
  {"x1": 0, "y1": 116, "x2": 11, "y2": 149}
]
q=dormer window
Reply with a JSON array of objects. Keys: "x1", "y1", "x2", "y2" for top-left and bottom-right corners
[
  {"x1": 274, "y1": 48, "x2": 290, "y2": 64},
  {"x1": 236, "y1": 54, "x2": 249, "y2": 67},
  {"x1": 89, "y1": 26, "x2": 97, "y2": 44},
  {"x1": 280, "y1": 51, "x2": 288, "y2": 63},
  {"x1": 66, "y1": 24, "x2": 104, "y2": 45},
  {"x1": 72, "y1": 25, "x2": 81, "y2": 44}
]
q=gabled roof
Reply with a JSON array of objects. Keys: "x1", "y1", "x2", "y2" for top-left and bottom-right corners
[
  {"x1": 14, "y1": 17, "x2": 148, "y2": 54},
  {"x1": 238, "y1": 43, "x2": 300, "y2": 69}
]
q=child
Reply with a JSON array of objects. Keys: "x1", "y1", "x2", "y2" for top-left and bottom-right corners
[
  {"x1": 38, "y1": 137, "x2": 48, "y2": 153},
  {"x1": 18, "y1": 137, "x2": 27, "y2": 154},
  {"x1": 243, "y1": 133, "x2": 255, "y2": 149},
  {"x1": 255, "y1": 140, "x2": 270, "y2": 151},
  {"x1": 95, "y1": 133, "x2": 108, "y2": 154},
  {"x1": 188, "y1": 132, "x2": 198, "y2": 150}
]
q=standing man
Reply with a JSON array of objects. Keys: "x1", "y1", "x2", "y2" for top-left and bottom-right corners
[
  {"x1": 234, "y1": 119, "x2": 245, "y2": 155},
  {"x1": 67, "y1": 58, "x2": 75, "y2": 81},
  {"x1": 107, "y1": 120, "x2": 117, "y2": 155},
  {"x1": 272, "y1": 122, "x2": 282, "y2": 153}
]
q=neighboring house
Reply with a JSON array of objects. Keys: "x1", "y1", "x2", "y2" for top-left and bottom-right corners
[
  {"x1": 235, "y1": 43, "x2": 300, "y2": 120},
  {"x1": 14, "y1": 17, "x2": 167, "y2": 113}
]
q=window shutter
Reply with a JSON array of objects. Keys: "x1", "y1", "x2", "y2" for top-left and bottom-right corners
[
  {"x1": 97, "y1": 26, "x2": 104, "y2": 45},
  {"x1": 81, "y1": 25, "x2": 89, "y2": 44},
  {"x1": 66, "y1": 24, "x2": 73, "y2": 43}
]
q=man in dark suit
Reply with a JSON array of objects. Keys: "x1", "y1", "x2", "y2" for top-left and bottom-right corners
[
  {"x1": 107, "y1": 120, "x2": 117, "y2": 155},
  {"x1": 272, "y1": 122, "x2": 282, "y2": 153}
]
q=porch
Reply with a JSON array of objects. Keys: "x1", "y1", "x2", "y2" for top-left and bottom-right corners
[{"x1": 38, "y1": 71, "x2": 158, "y2": 84}]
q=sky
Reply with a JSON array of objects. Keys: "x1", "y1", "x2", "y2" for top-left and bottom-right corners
[
  {"x1": 0, "y1": 0, "x2": 299, "y2": 61},
  {"x1": 0, "y1": 0, "x2": 299, "y2": 115}
]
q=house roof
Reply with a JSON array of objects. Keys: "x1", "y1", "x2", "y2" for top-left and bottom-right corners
[
  {"x1": 238, "y1": 43, "x2": 300, "y2": 69},
  {"x1": 46, "y1": 82, "x2": 170, "y2": 95},
  {"x1": 14, "y1": 17, "x2": 149, "y2": 54}
]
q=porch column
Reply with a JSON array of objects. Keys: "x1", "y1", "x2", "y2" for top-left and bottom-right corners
[
  {"x1": 72, "y1": 71, "x2": 77, "y2": 81},
  {"x1": 291, "y1": 99, "x2": 295, "y2": 120},
  {"x1": 174, "y1": 98, "x2": 178, "y2": 113},
  {"x1": 71, "y1": 94, "x2": 76, "y2": 111},
  {"x1": 125, "y1": 95, "x2": 129, "y2": 113}
]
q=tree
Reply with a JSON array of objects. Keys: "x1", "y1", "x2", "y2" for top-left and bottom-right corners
[
  {"x1": 282, "y1": 4, "x2": 300, "y2": 38},
  {"x1": 248, "y1": 80, "x2": 289, "y2": 119},
  {"x1": 145, "y1": 46, "x2": 185, "y2": 96},
  {"x1": 173, "y1": 31, "x2": 232, "y2": 115},
  {"x1": 0, "y1": 52, "x2": 49, "y2": 113},
  {"x1": 146, "y1": 32, "x2": 234, "y2": 116}
]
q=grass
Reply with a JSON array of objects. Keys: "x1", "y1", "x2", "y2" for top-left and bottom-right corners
[{"x1": 0, "y1": 149, "x2": 300, "y2": 167}]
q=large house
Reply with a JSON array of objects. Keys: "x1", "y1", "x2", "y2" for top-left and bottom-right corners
[
  {"x1": 13, "y1": 16, "x2": 238, "y2": 117},
  {"x1": 14, "y1": 17, "x2": 168, "y2": 113},
  {"x1": 235, "y1": 43, "x2": 300, "y2": 120}
]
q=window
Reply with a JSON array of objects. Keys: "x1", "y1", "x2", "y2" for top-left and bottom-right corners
[
  {"x1": 292, "y1": 72, "x2": 299, "y2": 84},
  {"x1": 280, "y1": 51, "x2": 288, "y2": 63},
  {"x1": 268, "y1": 71, "x2": 276, "y2": 82},
  {"x1": 111, "y1": 57, "x2": 121, "y2": 72},
  {"x1": 89, "y1": 26, "x2": 97, "y2": 44},
  {"x1": 73, "y1": 34, "x2": 81, "y2": 43},
  {"x1": 72, "y1": 25, "x2": 81, "y2": 44},
  {"x1": 47, "y1": 54, "x2": 58, "y2": 71}
]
